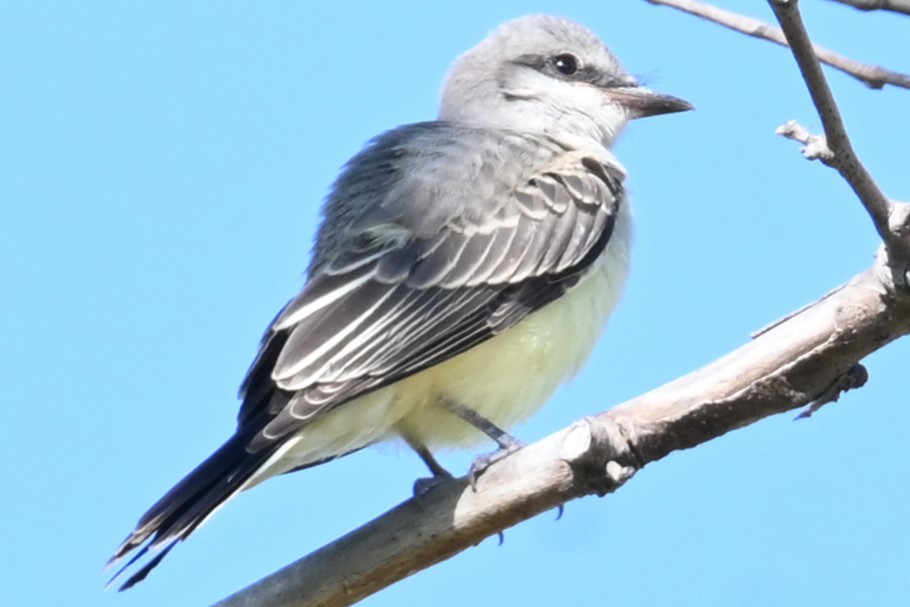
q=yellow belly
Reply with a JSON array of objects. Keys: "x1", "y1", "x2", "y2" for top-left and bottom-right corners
[{"x1": 394, "y1": 246, "x2": 629, "y2": 447}]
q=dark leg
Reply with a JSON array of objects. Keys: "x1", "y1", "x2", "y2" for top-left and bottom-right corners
[
  {"x1": 403, "y1": 434, "x2": 454, "y2": 496},
  {"x1": 406, "y1": 436, "x2": 451, "y2": 478},
  {"x1": 440, "y1": 399, "x2": 522, "y2": 450},
  {"x1": 440, "y1": 398, "x2": 525, "y2": 488}
]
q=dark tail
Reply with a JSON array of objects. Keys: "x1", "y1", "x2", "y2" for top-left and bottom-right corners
[{"x1": 106, "y1": 422, "x2": 282, "y2": 590}]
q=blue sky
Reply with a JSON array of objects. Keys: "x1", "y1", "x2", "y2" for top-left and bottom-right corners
[{"x1": 3, "y1": 1, "x2": 909, "y2": 606}]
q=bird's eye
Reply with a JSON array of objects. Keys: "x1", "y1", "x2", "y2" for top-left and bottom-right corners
[{"x1": 552, "y1": 53, "x2": 579, "y2": 76}]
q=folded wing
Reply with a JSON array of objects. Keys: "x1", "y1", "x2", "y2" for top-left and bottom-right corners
[
  {"x1": 241, "y1": 125, "x2": 626, "y2": 448},
  {"x1": 109, "y1": 122, "x2": 625, "y2": 588}
]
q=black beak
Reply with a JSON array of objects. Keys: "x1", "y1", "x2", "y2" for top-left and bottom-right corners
[{"x1": 605, "y1": 86, "x2": 693, "y2": 119}]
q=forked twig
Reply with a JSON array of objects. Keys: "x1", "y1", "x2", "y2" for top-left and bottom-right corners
[{"x1": 769, "y1": 0, "x2": 910, "y2": 289}]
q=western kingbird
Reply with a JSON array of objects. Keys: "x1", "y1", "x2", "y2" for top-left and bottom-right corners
[{"x1": 108, "y1": 14, "x2": 691, "y2": 589}]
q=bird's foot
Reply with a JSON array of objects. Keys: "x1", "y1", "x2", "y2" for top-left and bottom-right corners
[
  {"x1": 468, "y1": 437, "x2": 524, "y2": 490},
  {"x1": 412, "y1": 470, "x2": 455, "y2": 497}
]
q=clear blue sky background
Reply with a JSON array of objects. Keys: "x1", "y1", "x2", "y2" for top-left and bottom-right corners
[{"x1": 3, "y1": 1, "x2": 909, "y2": 605}]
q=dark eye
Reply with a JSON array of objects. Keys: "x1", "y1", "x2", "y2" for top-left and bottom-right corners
[{"x1": 552, "y1": 53, "x2": 579, "y2": 76}]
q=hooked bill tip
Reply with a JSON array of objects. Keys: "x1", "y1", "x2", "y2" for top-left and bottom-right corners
[{"x1": 605, "y1": 86, "x2": 693, "y2": 118}]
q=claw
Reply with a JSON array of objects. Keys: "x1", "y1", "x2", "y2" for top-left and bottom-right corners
[
  {"x1": 413, "y1": 470, "x2": 454, "y2": 497},
  {"x1": 468, "y1": 440, "x2": 524, "y2": 490}
]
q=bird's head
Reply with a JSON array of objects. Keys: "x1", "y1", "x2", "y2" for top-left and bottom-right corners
[{"x1": 439, "y1": 15, "x2": 692, "y2": 149}]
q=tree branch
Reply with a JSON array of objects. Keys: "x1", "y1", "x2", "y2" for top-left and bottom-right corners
[
  {"x1": 827, "y1": 0, "x2": 910, "y2": 16},
  {"x1": 645, "y1": 0, "x2": 910, "y2": 90},
  {"x1": 214, "y1": 256, "x2": 910, "y2": 607},
  {"x1": 768, "y1": 0, "x2": 910, "y2": 289},
  {"x1": 209, "y1": 5, "x2": 910, "y2": 605}
]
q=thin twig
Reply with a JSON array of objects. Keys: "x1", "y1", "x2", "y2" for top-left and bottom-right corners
[
  {"x1": 827, "y1": 0, "x2": 910, "y2": 16},
  {"x1": 646, "y1": 0, "x2": 910, "y2": 90},
  {"x1": 775, "y1": 120, "x2": 834, "y2": 162},
  {"x1": 769, "y1": 0, "x2": 910, "y2": 289}
]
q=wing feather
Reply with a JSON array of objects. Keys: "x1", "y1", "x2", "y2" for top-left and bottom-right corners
[
  {"x1": 465, "y1": 219, "x2": 521, "y2": 286},
  {"x1": 406, "y1": 231, "x2": 471, "y2": 288}
]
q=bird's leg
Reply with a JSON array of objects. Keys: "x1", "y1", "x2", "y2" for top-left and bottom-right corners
[
  {"x1": 403, "y1": 435, "x2": 454, "y2": 496},
  {"x1": 440, "y1": 398, "x2": 525, "y2": 489}
]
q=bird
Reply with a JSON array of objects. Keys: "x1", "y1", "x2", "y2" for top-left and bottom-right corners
[{"x1": 107, "y1": 14, "x2": 691, "y2": 590}]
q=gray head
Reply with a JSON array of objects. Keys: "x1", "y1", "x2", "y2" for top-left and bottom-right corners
[{"x1": 439, "y1": 15, "x2": 691, "y2": 149}]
